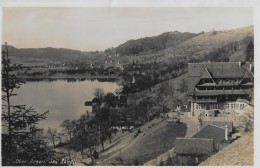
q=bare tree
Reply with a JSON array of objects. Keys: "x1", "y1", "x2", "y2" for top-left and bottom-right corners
[
  {"x1": 61, "y1": 120, "x2": 73, "y2": 141},
  {"x1": 46, "y1": 128, "x2": 58, "y2": 147}
]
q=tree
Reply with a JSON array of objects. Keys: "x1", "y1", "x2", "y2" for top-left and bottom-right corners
[
  {"x1": 179, "y1": 79, "x2": 188, "y2": 93},
  {"x1": 103, "y1": 92, "x2": 116, "y2": 107},
  {"x1": 93, "y1": 88, "x2": 105, "y2": 99},
  {"x1": 61, "y1": 120, "x2": 73, "y2": 141},
  {"x1": 46, "y1": 128, "x2": 58, "y2": 147},
  {"x1": 1, "y1": 42, "x2": 55, "y2": 165},
  {"x1": 246, "y1": 40, "x2": 254, "y2": 62}
]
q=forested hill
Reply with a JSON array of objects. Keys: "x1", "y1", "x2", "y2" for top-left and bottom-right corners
[
  {"x1": 2, "y1": 45, "x2": 103, "y2": 66},
  {"x1": 113, "y1": 31, "x2": 201, "y2": 56},
  {"x1": 3, "y1": 25, "x2": 254, "y2": 66}
]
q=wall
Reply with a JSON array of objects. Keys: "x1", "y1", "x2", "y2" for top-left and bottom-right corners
[{"x1": 190, "y1": 100, "x2": 249, "y2": 117}]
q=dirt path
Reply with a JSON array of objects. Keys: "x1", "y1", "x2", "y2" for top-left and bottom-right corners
[
  {"x1": 97, "y1": 117, "x2": 167, "y2": 165},
  {"x1": 180, "y1": 112, "x2": 199, "y2": 138},
  {"x1": 144, "y1": 112, "x2": 199, "y2": 165},
  {"x1": 75, "y1": 113, "x2": 199, "y2": 166}
]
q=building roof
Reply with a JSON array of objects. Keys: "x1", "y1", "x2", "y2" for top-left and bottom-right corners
[
  {"x1": 175, "y1": 138, "x2": 214, "y2": 155},
  {"x1": 192, "y1": 124, "x2": 227, "y2": 144},
  {"x1": 242, "y1": 82, "x2": 253, "y2": 86},
  {"x1": 92, "y1": 97, "x2": 101, "y2": 104},
  {"x1": 85, "y1": 101, "x2": 92, "y2": 106},
  {"x1": 201, "y1": 68, "x2": 214, "y2": 79},
  {"x1": 201, "y1": 121, "x2": 233, "y2": 133},
  {"x1": 188, "y1": 62, "x2": 253, "y2": 95}
]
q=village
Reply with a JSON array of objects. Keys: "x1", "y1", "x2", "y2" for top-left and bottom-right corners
[{"x1": 69, "y1": 61, "x2": 254, "y2": 166}]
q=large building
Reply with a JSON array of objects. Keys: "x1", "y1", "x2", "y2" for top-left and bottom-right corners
[{"x1": 188, "y1": 62, "x2": 253, "y2": 116}]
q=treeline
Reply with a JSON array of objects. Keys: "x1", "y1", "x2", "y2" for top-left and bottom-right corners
[
  {"x1": 119, "y1": 61, "x2": 187, "y2": 92},
  {"x1": 114, "y1": 32, "x2": 200, "y2": 56}
]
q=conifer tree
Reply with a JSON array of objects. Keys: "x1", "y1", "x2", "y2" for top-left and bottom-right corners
[{"x1": 1, "y1": 42, "x2": 55, "y2": 165}]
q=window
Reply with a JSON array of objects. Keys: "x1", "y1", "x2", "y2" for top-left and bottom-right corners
[
  {"x1": 231, "y1": 103, "x2": 235, "y2": 109},
  {"x1": 240, "y1": 104, "x2": 244, "y2": 110},
  {"x1": 196, "y1": 104, "x2": 199, "y2": 110},
  {"x1": 212, "y1": 104, "x2": 218, "y2": 109},
  {"x1": 225, "y1": 103, "x2": 229, "y2": 109},
  {"x1": 211, "y1": 104, "x2": 217, "y2": 109}
]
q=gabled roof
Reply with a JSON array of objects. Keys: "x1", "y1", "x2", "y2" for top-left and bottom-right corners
[
  {"x1": 201, "y1": 68, "x2": 214, "y2": 79},
  {"x1": 188, "y1": 62, "x2": 253, "y2": 95},
  {"x1": 175, "y1": 138, "x2": 214, "y2": 155},
  {"x1": 192, "y1": 124, "x2": 227, "y2": 144},
  {"x1": 201, "y1": 121, "x2": 233, "y2": 133}
]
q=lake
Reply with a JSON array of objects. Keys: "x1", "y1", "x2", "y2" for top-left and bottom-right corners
[{"x1": 11, "y1": 80, "x2": 119, "y2": 131}]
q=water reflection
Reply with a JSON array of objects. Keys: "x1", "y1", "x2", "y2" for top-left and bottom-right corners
[{"x1": 11, "y1": 80, "x2": 119, "y2": 131}]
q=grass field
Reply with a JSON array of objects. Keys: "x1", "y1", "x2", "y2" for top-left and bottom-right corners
[
  {"x1": 107, "y1": 120, "x2": 187, "y2": 165},
  {"x1": 200, "y1": 132, "x2": 253, "y2": 166}
]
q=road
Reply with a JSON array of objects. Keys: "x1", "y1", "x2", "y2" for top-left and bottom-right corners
[{"x1": 180, "y1": 112, "x2": 200, "y2": 138}]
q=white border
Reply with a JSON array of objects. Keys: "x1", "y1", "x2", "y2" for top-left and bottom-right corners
[
  {"x1": 0, "y1": 0, "x2": 254, "y2": 7},
  {"x1": 0, "y1": 0, "x2": 259, "y2": 168}
]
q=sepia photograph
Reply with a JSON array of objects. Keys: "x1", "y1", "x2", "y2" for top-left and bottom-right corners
[{"x1": 1, "y1": 1, "x2": 256, "y2": 166}]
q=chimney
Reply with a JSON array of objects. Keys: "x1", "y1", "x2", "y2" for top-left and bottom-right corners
[
  {"x1": 238, "y1": 61, "x2": 241, "y2": 68},
  {"x1": 225, "y1": 125, "x2": 228, "y2": 141},
  {"x1": 249, "y1": 63, "x2": 252, "y2": 72}
]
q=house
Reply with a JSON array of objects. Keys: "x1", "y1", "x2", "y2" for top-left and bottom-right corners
[
  {"x1": 200, "y1": 121, "x2": 233, "y2": 133},
  {"x1": 192, "y1": 124, "x2": 231, "y2": 150},
  {"x1": 84, "y1": 97, "x2": 101, "y2": 112},
  {"x1": 114, "y1": 61, "x2": 124, "y2": 71},
  {"x1": 188, "y1": 62, "x2": 253, "y2": 117},
  {"x1": 175, "y1": 138, "x2": 214, "y2": 165},
  {"x1": 84, "y1": 97, "x2": 101, "y2": 107}
]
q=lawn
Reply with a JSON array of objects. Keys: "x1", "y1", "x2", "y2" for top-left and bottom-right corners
[{"x1": 110, "y1": 120, "x2": 187, "y2": 165}]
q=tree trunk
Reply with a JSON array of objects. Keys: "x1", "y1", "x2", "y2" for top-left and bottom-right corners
[{"x1": 3, "y1": 47, "x2": 12, "y2": 156}]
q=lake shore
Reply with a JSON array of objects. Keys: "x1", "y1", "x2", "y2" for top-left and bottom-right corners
[{"x1": 24, "y1": 73, "x2": 119, "y2": 82}]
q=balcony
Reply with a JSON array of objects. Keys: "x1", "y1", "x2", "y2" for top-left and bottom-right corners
[
  {"x1": 194, "y1": 89, "x2": 250, "y2": 96},
  {"x1": 195, "y1": 98, "x2": 218, "y2": 103}
]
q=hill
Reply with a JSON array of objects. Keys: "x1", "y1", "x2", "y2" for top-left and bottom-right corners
[
  {"x1": 165, "y1": 25, "x2": 254, "y2": 62},
  {"x1": 200, "y1": 133, "x2": 253, "y2": 166},
  {"x1": 4, "y1": 25, "x2": 253, "y2": 68},
  {"x1": 3, "y1": 45, "x2": 103, "y2": 66},
  {"x1": 94, "y1": 26, "x2": 254, "y2": 74},
  {"x1": 115, "y1": 31, "x2": 200, "y2": 56}
]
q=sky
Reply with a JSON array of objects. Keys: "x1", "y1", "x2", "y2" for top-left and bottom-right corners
[{"x1": 2, "y1": 7, "x2": 253, "y2": 51}]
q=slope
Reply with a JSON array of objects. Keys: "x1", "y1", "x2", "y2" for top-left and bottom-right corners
[
  {"x1": 200, "y1": 132, "x2": 253, "y2": 166},
  {"x1": 4, "y1": 45, "x2": 102, "y2": 66},
  {"x1": 97, "y1": 118, "x2": 187, "y2": 165},
  {"x1": 164, "y1": 25, "x2": 254, "y2": 62}
]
